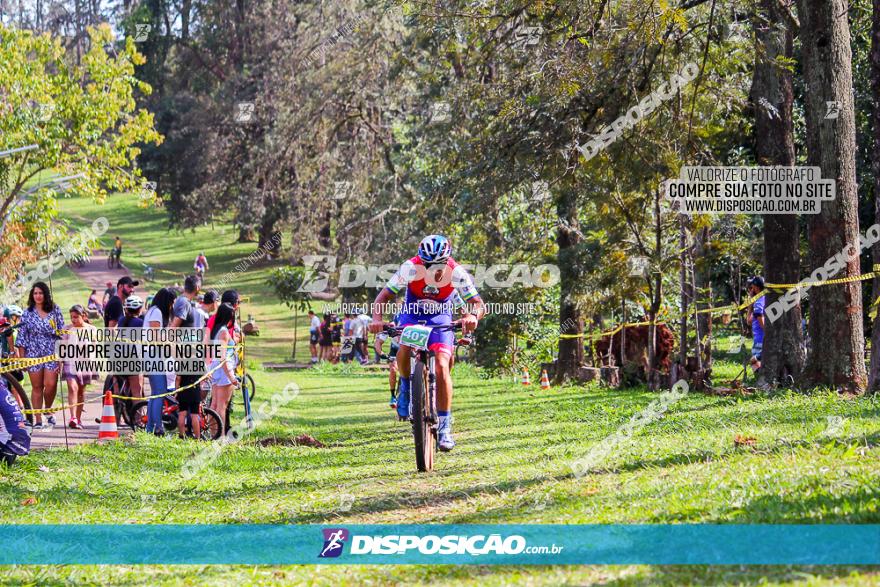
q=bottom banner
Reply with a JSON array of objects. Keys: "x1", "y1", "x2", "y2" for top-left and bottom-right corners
[{"x1": 1, "y1": 524, "x2": 877, "y2": 565}]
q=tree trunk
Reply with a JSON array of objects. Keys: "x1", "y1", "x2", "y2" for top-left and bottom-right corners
[
  {"x1": 238, "y1": 226, "x2": 255, "y2": 243},
  {"x1": 678, "y1": 216, "x2": 689, "y2": 368},
  {"x1": 797, "y1": 0, "x2": 865, "y2": 390},
  {"x1": 555, "y1": 189, "x2": 584, "y2": 382},
  {"x1": 648, "y1": 187, "x2": 663, "y2": 387},
  {"x1": 693, "y1": 225, "x2": 711, "y2": 369},
  {"x1": 181, "y1": 0, "x2": 192, "y2": 41},
  {"x1": 752, "y1": 0, "x2": 805, "y2": 385},
  {"x1": 869, "y1": 0, "x2": 880, "y2": 391}
]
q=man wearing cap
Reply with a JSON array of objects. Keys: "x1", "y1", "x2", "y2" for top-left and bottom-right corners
[
  {"x1": 746, "y1": 276, "x2": 765, "y2": 371},
  {"x1": 104, "y1": 276, "x2": 139, "y2": 328}
]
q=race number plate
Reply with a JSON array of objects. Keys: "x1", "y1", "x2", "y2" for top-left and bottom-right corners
[{"x1": 399, "y1": 325, "x2": 432, "y2": 350}]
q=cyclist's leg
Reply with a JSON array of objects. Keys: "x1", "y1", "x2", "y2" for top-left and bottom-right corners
[
  {"x1": 27, "y1": 369, "x2": 45, "y2": 426},
  {"x1": 43, "y1": 367, "x2": 59, "y2": 419},
  {"x1": 395, "y1": 345, "x2": 412, "y2": 418},
  {"x1": 427, "y1": 327, "x2": 456, "y2": 450}
]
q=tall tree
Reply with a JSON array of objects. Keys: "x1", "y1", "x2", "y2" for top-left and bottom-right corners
[
  {"x1": 751, "y1": 0, "x2": 804, "y2": 385},
  {"x1": 796, "y1": 0, "x2": 865, "y2": 390},
  {"x1": 869, "y1": 0, "x2": 880, "y2": 390}
]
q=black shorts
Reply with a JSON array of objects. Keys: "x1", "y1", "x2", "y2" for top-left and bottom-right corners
[
  {"x1": 176, "y1": 375, "x2": 202, "y2": 414},
  {"x1": 389, "y1": 342, "x2": 399, "y2": 358},
  {"x1": 310, "y1": 331, "x2": 319, "y2": 345}
]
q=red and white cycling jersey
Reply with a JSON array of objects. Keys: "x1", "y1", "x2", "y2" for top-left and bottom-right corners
[{"x1": 385, "y1": 256, "x2": 479, "y2": 315}]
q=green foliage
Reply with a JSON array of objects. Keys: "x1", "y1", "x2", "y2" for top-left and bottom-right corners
[
  {"x1": 0, "y1": 23, "x2": 161, "y2": 275},
  {"x1": 267, "y1": 267, "x2": 312, "y2": 313}
]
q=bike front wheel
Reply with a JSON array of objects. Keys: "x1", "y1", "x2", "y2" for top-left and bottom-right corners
[{"x1": 410, "y1": 360, "x2": 435, "y2": 472}]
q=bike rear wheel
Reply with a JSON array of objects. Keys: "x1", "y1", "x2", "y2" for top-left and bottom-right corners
[
  {"x1": 410, "y1": 360, "x2": 435, "y2": 472},
  {"x1": 130, "y1": 401, "x2": 148, "y2": 431},
  {"x1": 5, "y1": 374, "x2": 33, "y2": 426},
  {"x1": 199, "y1": 407, "x2": 224, "y2": 440}
]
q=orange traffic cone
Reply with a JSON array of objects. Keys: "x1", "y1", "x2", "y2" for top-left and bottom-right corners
[
  {"x1": 97, "y1": 391, "x2": 118, "y2": 440},
  {"x1": 540, "y1": 369, "x2": 551, "y2": 390},
  {"x1": 521, "y1": 367, "x2": 531, "y2": 386}
]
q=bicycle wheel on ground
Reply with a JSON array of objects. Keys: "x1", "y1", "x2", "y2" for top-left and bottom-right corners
[
  {"x1": 199, "y1": 407, "x2": 224, "y2": 440},
  {"x1": 410, "y1": 360, "x2": 435, "y2": 472},
  {"x1": 5, "y1": 374, "x2": 33, "y2": 426},
  {"x1": 130, "y1": 401, "x2": 148, "y2": 431}
]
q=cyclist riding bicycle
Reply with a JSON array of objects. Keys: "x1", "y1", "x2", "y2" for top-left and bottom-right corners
[
  {"x1": 113, "y1": 236, "x2": 123, "y2": 264},
  {"x1": 369, "y1": 234, "x2": 485, "y2": 451},
  {"x1": 194, "y1": 252, "x2": 209, "y2": 277}
]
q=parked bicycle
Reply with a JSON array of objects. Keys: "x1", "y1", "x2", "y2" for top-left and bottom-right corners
[{"x1": 131, "y1": 394, "x2": 223, "y2": 440}]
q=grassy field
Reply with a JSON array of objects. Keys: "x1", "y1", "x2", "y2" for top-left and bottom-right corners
[
  {"x1": 1, "y1": 193, "x2": 877, "y2": 585},
  {"x1": 1, "y1": 365, "x2": 878, "y2": 584}
]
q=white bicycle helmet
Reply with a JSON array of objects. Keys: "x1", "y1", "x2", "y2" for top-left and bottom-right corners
[
  {"x1": 4, "y1": 305, "x2": 23, "y2": 318},
  {"x1": 124, "y1": 295, "x2": 144, "y2": 311},
  {"x1": 418, "y1": 234, "x2": 451, "y2": 264}
]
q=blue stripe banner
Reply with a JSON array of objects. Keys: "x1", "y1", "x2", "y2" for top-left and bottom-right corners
[{"x1": 1, "y1": 525, "x2": 877, "y2": 565}]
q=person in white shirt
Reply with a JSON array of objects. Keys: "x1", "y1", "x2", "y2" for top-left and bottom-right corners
[
  {"x1": 308, "y1": 310, "x2": 321, "y2": 364},
  {"x1": 348, "y1": 313, "x2": 367, "y2": 365}
]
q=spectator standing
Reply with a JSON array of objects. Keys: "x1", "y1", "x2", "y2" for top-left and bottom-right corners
[
  {"x1": 117, "y1": 296, "x2": 145, "y2": 399},
  {"x1": 144, "y1": 288, "x2": 177, "y2": 435},
  {"x1": 62, "y1": 305, "x2": 97, "y2": 429},
  {"x1": 357, "y1": 313, "x2": 372, "y2": 364},
  {"x1": 208, "y1": 303, "x2": 239, "y2": 434},
  {"x1": 104, "y1": 276, "x2": 139, "y2": 328},
  {"x1": 308, "y1": 310, "x2": 321, "y2": 364},
  {"x1": 318, "y1": 314, "x2": 333, "y2": 362},
  {"x1": 746, "y1": 276, "x2": 765, "y2": 372},
  {"x1": 198, "y1": 290, "x2": 218, "y2": 324},
  {"x1": 170, "y1": 276, "x2": 205, "y2": 438},
  {"x1": 102, "y1": 281, "x2": 114, "y2": 308},
  {"x1": 16, "y1": 282, "x2": 64, "y2": 429}
]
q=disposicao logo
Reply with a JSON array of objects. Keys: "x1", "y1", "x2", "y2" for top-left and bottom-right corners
[{"x1": 318, "y1": 528, "x2": 349, "y2": 558}]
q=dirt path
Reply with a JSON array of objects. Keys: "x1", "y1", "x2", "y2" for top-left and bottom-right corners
[
  {"x1": 29, "y1": 387, "x2": 132, "y2": 450},
  {"x1": 29, "y1": 251, "x2": 133, "y2": 449},
  {"x1": 70, "y1": 250, "x2": 132, "y2": 292}
]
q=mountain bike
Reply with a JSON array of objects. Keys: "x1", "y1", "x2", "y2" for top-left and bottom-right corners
[
  {"x1": 107, "y1": 248, "x2": 123, "y2": 269},
  {"x1": 384, "y1": 322, "x2": 470, "y2": 473},
  {"x1": 131, "y1": 394, "x2": 223, "y2": 440},
  {"x1": 99, "y1": 374, "x2": 141, "y2": 428},
  {"x1": 141, "y1": 263, "x2": 155, "y2": 282}
]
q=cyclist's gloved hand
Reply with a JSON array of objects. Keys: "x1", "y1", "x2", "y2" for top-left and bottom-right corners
[{"x1": 460, "y1": 313, "x2": 479, "y2": 333}]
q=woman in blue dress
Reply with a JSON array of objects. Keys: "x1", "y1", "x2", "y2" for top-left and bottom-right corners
[{"x1": 15, "y1": 282, "x2": 64, "y2": 429}]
